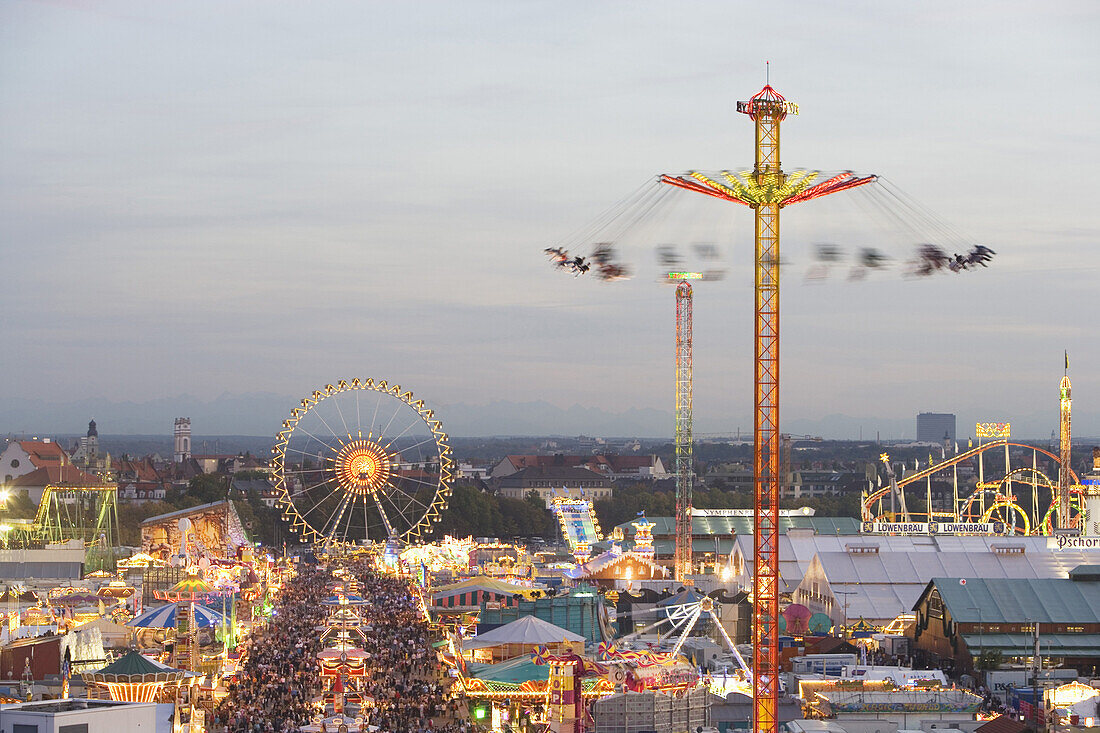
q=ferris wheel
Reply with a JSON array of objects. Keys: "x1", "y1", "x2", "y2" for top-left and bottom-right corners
[{"x1": 273, "y1": 379, "x2": 453, "y2": 546}]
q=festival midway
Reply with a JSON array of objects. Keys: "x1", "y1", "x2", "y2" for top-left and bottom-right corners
[{"x1": 2, "y1": 4, "x2": 1098, "y2": 733}]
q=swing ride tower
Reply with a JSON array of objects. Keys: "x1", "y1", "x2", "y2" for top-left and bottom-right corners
[
  {"x1": 674, "y1": 280, "x2": 694, "y2": 582},
  {"x1": 660, "y1": 84, "x2": 876, "y2": 733}
]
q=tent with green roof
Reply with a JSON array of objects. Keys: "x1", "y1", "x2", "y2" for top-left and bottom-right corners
[{"x1": 82, "y1": 649, "x2": 187, "y2": 702}]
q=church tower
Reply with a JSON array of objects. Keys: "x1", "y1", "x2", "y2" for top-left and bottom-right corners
[
  {"x1": 174, "y1": 417, "x2": 192, "y2": 463},
  {"x1": 85, "y1": 419, "x2": 99, "y2": 460}
]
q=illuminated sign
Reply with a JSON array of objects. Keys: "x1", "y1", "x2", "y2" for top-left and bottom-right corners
[
  {"x1": 862, "y1": 522, "x2": 1007, "y2": 535},
  {"x1": 695, "y1": 507, "x2": 815, "y2": 517},
  {"x1": 976, "y1": 422, "x2": 1011, "y2": 438},
  {"x1": 1051, "y1": 535, "x2": 1100, "y2": 551},
  {"x1": 863, "y1": 522, "x2": 929, "y2": 534},
  {"x1": 666, "y1": 272, "x2": 704, "y2": 280},
  {"x1": 737, "y1": 100, "x2": 800, "y2": 115}
]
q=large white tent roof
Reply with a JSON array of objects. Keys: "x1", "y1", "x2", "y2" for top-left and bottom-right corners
[
  {"x1": 797, "y1": 544, "x2": 1099, "y2": 622},
  {"x1": 462, "y1": 614, "x2": 584, "y2": 650}
]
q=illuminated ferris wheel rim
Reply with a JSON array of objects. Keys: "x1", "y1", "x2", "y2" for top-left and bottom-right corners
[{"x1": 272, "y1": 378, "x2": 453, "y2": 546}]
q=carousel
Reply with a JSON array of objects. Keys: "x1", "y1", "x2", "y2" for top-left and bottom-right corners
[{"x1": 82, "y1": 648, "x2": 190, "y2": 703}]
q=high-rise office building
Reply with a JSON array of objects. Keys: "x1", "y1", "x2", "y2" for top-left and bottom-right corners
[{"x1": 917, "y1": 412, "x2": 956, "y2": 443}]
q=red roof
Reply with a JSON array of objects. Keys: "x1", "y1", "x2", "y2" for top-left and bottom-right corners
[
  {"x1": 114, "y1": 457, "x2": 161, "y2": 482},
  {"x1": 608, "y1": 455, "x2": 658, "y2": 470},
  {"x1": 975, "y1": 715, "x2": 1028, "y2": 733},
  {"x1": 7, "y1": 464, "x2": 102, "y2": 487},
  {"x1": 17, "y1": 440, "x2": 69, "y2": 468}
]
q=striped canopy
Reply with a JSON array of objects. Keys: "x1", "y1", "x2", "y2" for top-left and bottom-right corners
[{"x1": 126, "y1": 603, "x2": 226, "y2": 629}]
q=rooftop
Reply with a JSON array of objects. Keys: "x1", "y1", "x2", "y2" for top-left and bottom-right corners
[{"x1": 928, "y1": 575, "x2": 1100, "y2": 624}]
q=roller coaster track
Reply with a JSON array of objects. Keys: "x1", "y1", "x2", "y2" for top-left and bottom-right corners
[
  {"x1": 864, "y1": 440, "x2": 1081, "y2": 516},
  {"x1": 5, "y1": 483, "x2": 118, "y2": 551}
]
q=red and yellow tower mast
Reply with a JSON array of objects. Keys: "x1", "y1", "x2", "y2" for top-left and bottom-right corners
[{"x1": 661, "y1": 84, "x2": 875, "y2": 733}]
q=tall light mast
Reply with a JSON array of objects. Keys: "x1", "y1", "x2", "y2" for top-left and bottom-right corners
[
  {"x1": 674, "y1": 280, "x2": 694, "y2": 582},
  {"x1": 1059, "y1": 359, "x2": 1072, "y2": 530},
  {"x1": 660, "y1": 84, "x2": 875, "y2": 733}
]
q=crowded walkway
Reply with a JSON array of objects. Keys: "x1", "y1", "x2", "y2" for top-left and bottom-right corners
[{"x1": 213, "y1": 559, "x2": 470, "y2": 733}]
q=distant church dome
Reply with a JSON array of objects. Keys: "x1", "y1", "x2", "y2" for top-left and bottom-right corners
[{"x1": 88, "y1": 420, "x2": 98, "y2": 437}]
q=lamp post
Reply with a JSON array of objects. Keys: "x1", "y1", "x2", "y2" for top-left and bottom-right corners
[
  {"x1": 834, "y1": 591, "x2": 856, "y2": 639},
  {"x1": 968, "y1": 606, "x2": 983, "y2": 673}
]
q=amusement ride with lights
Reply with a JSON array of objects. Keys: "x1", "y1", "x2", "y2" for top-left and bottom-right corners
[
  {"x1": 862, "y1": 368, "x2": 1089, "y2": 536},
  {"x1": 547, "y1": 71, "x2": 1011, "y2": 733},
  {"x1": 273, "y1": 379, "x2": 454, "y2": 548}
]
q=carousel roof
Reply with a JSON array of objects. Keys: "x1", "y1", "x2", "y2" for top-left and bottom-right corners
[
  {"x1": 127, "y1": 602, "x2": 226, "y2": 629},
  {"x1": 167, "y1": 575, "x2": 213, "y2": 595},
  {"x1": 52, "y1": 593, "x2": 102, "y2": 606},
  {"x1": 431, "y1": 577, "x2": 535, "y2": 599},
  {"x1": 462, "y1": 615, "x2": 584, "y2": 649},
  {"x1": 95, "y1": 649, "x2": 184, "y2": 677},
  {"x1": 317, "y1": 649, "x2": 370, "y2": 661},
  {"x1": 97, "y1": 583, "x2": 135, "y2": 598}
]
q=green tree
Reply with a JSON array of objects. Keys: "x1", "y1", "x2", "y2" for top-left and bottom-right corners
[
  {"x1": 436, "y1": 483, "x2": 505, "y2": 538},
  {"x1": 115, "y1": 500, "x2": 176, "y2": 547},
  {"x1": 181, "y1": 474, "x2": 231, "y2": 507}
]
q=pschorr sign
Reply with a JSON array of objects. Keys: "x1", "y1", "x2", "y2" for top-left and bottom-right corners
[
  {"x1": 1051, "y1": 535, "x2": 1100, "y2": 550},
  {"x1": 862, "y1": 521, "x2": 1008, "y2": 535}
]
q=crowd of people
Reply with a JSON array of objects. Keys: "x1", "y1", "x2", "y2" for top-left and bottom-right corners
[
  {"x1": 211, "y1": 559, "x2": 472, "y2": 733},
  {"x1": 213, "y1": 564, "x2": 329, "y2": 732},
  {"x1": 348, "y1": 562, "x2": 470, "y2": 733}
]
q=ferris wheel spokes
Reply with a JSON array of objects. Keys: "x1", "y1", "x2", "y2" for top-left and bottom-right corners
[{"x1": 370, "y1": 490, "x2": 397, "y2": 539}]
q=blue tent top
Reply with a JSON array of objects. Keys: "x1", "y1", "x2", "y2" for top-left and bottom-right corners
[{"x1": 127, "y1": 603, "x2": 227, "y2": 629}]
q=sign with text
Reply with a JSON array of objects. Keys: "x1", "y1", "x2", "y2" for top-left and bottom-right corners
[
  {"x1": 1050, "y1": 535, "x2": 1100, "y2": 551},
  {"x1": 975, "y1": 422, "x2": 1011, "y2": 438},
  {"x1": 862, "y1": 521, "x2": 1007, "y2": 535},
  {"x1": 694, "y1": 507, "x2": 815, "y2": 517}
]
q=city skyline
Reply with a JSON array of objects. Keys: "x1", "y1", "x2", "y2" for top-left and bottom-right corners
[{"x1": 2, "y1": 2, "x2": 1098, "y2": 437}]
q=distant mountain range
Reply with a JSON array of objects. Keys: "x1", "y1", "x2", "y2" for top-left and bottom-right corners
[{"x1": 0, "y1": 393, "x2": 1085, "y2": 443}]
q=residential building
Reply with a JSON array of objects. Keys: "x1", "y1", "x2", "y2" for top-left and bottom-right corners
[
  {"x1": 1, "y1": 439, "x2": 70, "y2": 484},
  {"x1": 491, "y1": 454, "x2": 667, "y2": 481},
  {"x1": 2, "y1": 447, "x2": 102, "y2": 504},
  {"x1": 231, "y1": 476, "x2": 279, "y2": 507},
  {"x1": 495, "y1": 466, "x2": 612, "y2": 504},
  {"x1": 787, "y1": 467, "x2": 872, "y2": 499},
  {"x1": 114, "y1": 456, "x2": 169, "y2": 503}
]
